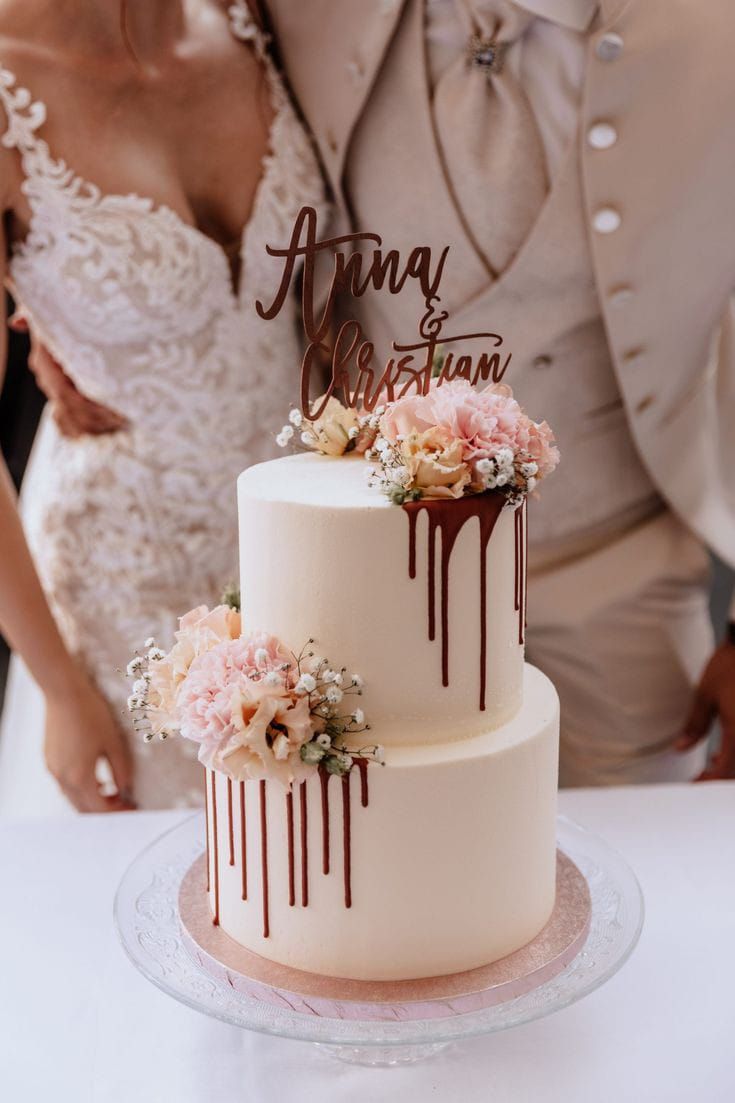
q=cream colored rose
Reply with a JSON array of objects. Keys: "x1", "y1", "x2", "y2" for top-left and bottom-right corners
[
  {"x1": 307, "y1": 397, "x2": 360, "y2": 457},
  {"x1": 400, "y1": 429, "x2": 471, "y2": 499}
]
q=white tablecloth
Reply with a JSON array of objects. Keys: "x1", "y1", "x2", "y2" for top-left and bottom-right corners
[{"x1": 1, "y1": 783, "x2": 733, "y2": 1103}]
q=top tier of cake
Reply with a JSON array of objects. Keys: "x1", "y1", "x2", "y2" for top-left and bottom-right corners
[{"x1": 237, "y1": 452, "x2": 526, "y2": 748}]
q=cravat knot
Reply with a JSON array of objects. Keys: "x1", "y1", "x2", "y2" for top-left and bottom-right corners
[
  {"x1": 458, "y1": 0, "x2": 535, "y2": 74},
  {"x1": 433, "y1": 0, "x2": 548, "y2": 276}
]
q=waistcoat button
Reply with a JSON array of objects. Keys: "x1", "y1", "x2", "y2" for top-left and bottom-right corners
[
  {"x1": 588, "y1": 122, "x2": 617, "y2": 149},
  {"x1": 596, "y1": 32, "x2": 624, "y2": 61},
  {"x1": 609, "y1": 284, "x2": 634, "y2": 306},
  {"x1": 593, "y1": 207, "x2": 622, "y2": 234}
]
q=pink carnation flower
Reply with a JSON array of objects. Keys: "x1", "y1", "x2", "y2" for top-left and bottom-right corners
[
  {"x1": 234, "y1": 631, "x2": 295, "y2": 682},
  {"x1": 176, "y1": 637, "x2": 269, "y2": 750},
  {"x1": 380, "y1": 379, "x2": 559, "y2": 481},
  {"x1": 175, "y1": 634, "x2": 314, "y2": 787}
]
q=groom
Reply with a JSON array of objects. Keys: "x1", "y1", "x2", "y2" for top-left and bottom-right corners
[
  {"x1": 260, "y1": 0, "x2": 735, "y2": 787},
  {"x1": 27, "y1": 0, "x2": 735, "y2": 785}
]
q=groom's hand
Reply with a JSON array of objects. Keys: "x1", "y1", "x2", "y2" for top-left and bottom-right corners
[
  {"x1": 676, "y1": 634, "x2": 735, "y2": 780},
  {"x1": 10, "y1": 313, "x2": 127, "y2": 438}
]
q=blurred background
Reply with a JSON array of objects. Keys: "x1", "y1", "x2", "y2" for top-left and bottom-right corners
[{"x1": 0, "y1": 297, "x2": 40, "y2": 710}]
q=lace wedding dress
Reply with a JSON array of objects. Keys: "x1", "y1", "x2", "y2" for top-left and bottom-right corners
[{"x1": 0, "y1": 1, "x2": 327, "y2": 814}]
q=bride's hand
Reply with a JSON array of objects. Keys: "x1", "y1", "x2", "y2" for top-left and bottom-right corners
[
  {"x1": 9, "y1": 313, "x2": 127, "y2": 438},
  {"x1": 44, "y1": 672, "x2": 136, "y2": 812}
]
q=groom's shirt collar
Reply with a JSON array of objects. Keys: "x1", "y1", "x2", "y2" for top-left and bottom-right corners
[{"x1": 513, "y1": 0, "x2": 599, "y2": 32}]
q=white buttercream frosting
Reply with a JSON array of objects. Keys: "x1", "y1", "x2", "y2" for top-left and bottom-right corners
[
  {"x1": 238, "y1": 452, "x2": 524, "y2": 746},
  {"x1": 218, "y1": 451, "x2": 559, "y2": 981}
]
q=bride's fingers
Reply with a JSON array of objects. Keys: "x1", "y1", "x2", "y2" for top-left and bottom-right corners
[
  {"x1": 60, "y1": 774, "x2": 134, "y2": 813},
  {"x1": 51, "y1": 405, "x2": 84, "y2": 439},
  {"x1": 7, "y1": 311, "x2": 29, "y2": 333},
  {"x1": 53, "y1": 389, "x2": 127, "y2": 436},
  {"x1": 104, "y1": 739, "x2": 136, "y2": 810},
  {"x1": 52, "y1": 399, "x2": 125, "y2": 438},
  {"x1": 57, "y1": 778, "x2": 88, "y2": 812},
  {"x1": 75, "y1": 773, "x2": 123, "y2": 813},
  {"x1": 28, "y1": 338, "x2": 127, "y2": 434}
]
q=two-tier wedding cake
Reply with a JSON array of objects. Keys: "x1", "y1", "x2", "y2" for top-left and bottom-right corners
[{"x1": 129, "y1": 377, "x2": 561, "y2": 983}]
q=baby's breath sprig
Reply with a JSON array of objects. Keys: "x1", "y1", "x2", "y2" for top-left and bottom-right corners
[
  {"x1": 291, "y1": 641, "x2": 383, "y2": 777},
  {"x1": 365, "y1": 435, "x2": 421, "y2": 506},
  {"x1": 125, "y1": 640, "x2": 171, "y2": 743}
]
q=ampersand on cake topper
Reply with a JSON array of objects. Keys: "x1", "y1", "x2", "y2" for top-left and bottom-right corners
[{"x1": 255, "y1": 205, "x2": 512, "y2": 420}]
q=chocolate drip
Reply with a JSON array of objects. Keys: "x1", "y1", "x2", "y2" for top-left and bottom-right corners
[
  {"x1": 300, "y1": 781, "x2": 309, "y2": 907},
  {"x1": 514, "y1": 506, "x2": 521, "y2": 615},
  {"x1": 210, "y1": 771, "x2": 220, "y2": 926},
  {"x1": 259, "y1": 780, "x2": 270, "y2": 938},
  {"x1": 514, "y1": 502, "x2": 526, "y2": 645},
  {"x1": 204, "y1": 770, "x2": 210, "y2": 893},
  {"x1": 227, "y1": 777, "x2": 235, "y2": 867},
  {"x1": 523, "y1": 499, "x2": 528, "y2": 641},
  {"x1": 320, "y1": 768, "x2": 331, "y2": 875},
  {"x1": 209, "y1": 768, "x2": 368, "y2": 936},
  {"x1": 342, "y1": 773, "x2": 352, "y2": 909},
  {"x1": 286, "y1": 790, "x2": 296, "y2": 907},
  {"x1": 239, "y1": 781, "x2": 248, "y2": 900},
  {"x1": 427, "y1": 512, "x2": 437, "y2": 641},
  {"x1": 356, "y1": 758, "x2": 369, "y2": 808},
  {"x1": 405, "y1": 493, "x2": 504, "y2": 710}
]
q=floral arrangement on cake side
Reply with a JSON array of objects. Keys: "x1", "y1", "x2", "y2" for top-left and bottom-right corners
[
  {"x1": 126, "y1": 598, "x2": 383, "y2": 787},
  {"x1": 275, "y1": 378, "x2": 559, "y2": 504}
]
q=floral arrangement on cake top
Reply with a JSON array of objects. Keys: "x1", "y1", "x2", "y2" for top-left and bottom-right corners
[
  {"x1": 366, "y1": 380, "x2": 559, "y2": 504},
  {"x1": 276, "y1": 379, "x2": 559, "y2": 504},
  {"x1": 126, "y1": 599, "x2": 383, "y2": 787}
]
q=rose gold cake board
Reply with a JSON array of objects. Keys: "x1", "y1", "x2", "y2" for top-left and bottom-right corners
[{"x1": 178, "y1": 850, "x2": 591, "y2": 1022}]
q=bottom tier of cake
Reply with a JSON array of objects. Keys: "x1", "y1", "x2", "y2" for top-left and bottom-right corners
[{"x1": 205, "y1": 663, "x2": 559, "y2": 982}]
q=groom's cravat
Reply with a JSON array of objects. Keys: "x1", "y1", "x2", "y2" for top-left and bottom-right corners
[{"x1": 432, "y1": 0, "x2": 549, "y2": 277}]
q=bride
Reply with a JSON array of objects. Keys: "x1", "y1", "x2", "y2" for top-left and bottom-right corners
[{"x1": 0, "y1": 0, "x2": 326, "y2": 814}]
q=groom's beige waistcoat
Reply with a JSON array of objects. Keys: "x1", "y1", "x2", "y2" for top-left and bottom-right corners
[{"x1": 266, "y1": 0, "x2": 735, "y2": 565}]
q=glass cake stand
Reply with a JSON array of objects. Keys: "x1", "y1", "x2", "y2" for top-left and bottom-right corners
[{"x1": 114, "y1": 813, "x2": 643, "y2": 1067}]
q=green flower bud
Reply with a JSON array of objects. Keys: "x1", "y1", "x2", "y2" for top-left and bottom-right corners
[
  {"x1": 324, "y1": 751, "x2": 353, "y2": 776},
  {"x1": 300, "y1": 741, "x2": 326, "y2": 765}
]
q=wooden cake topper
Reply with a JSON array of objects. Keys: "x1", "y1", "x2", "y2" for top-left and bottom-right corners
[{"x1": 256, "y1": 205, "x2": 511, "y2": 419}]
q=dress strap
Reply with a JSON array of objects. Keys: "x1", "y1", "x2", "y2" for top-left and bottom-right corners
[
  {"x1": 227, "y1": 1, "x2": 272, "y2": 63},
  {"x1": 227, "y1": 0, "x2": 289, "y2": 113},
  {"x1": 0, "y1": 65, "x2": 46, "y2": 158}
]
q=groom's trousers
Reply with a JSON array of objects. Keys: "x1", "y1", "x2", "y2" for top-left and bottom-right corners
[{"x1": 527, "y1": 510, "x2": 713, "y2": 787}]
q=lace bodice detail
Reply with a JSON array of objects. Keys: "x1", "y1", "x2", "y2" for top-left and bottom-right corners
[
  {"x1": 2, "y1": 2, "x2": 328, "y2": 808},
  {"x1": 2, "y1": 3, "x2": 324, "y2": 435}
]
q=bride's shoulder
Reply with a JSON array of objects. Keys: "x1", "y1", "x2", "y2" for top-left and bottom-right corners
[
  {"x1": 0, "y1": 1, "x2": 59, "y2": 83},
  {"x1": 0, "y1": 5, "x2": 54, "y2": 194},
  {"x1": 0, "y1": 0, "x2": 45, "y2": 43}
]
